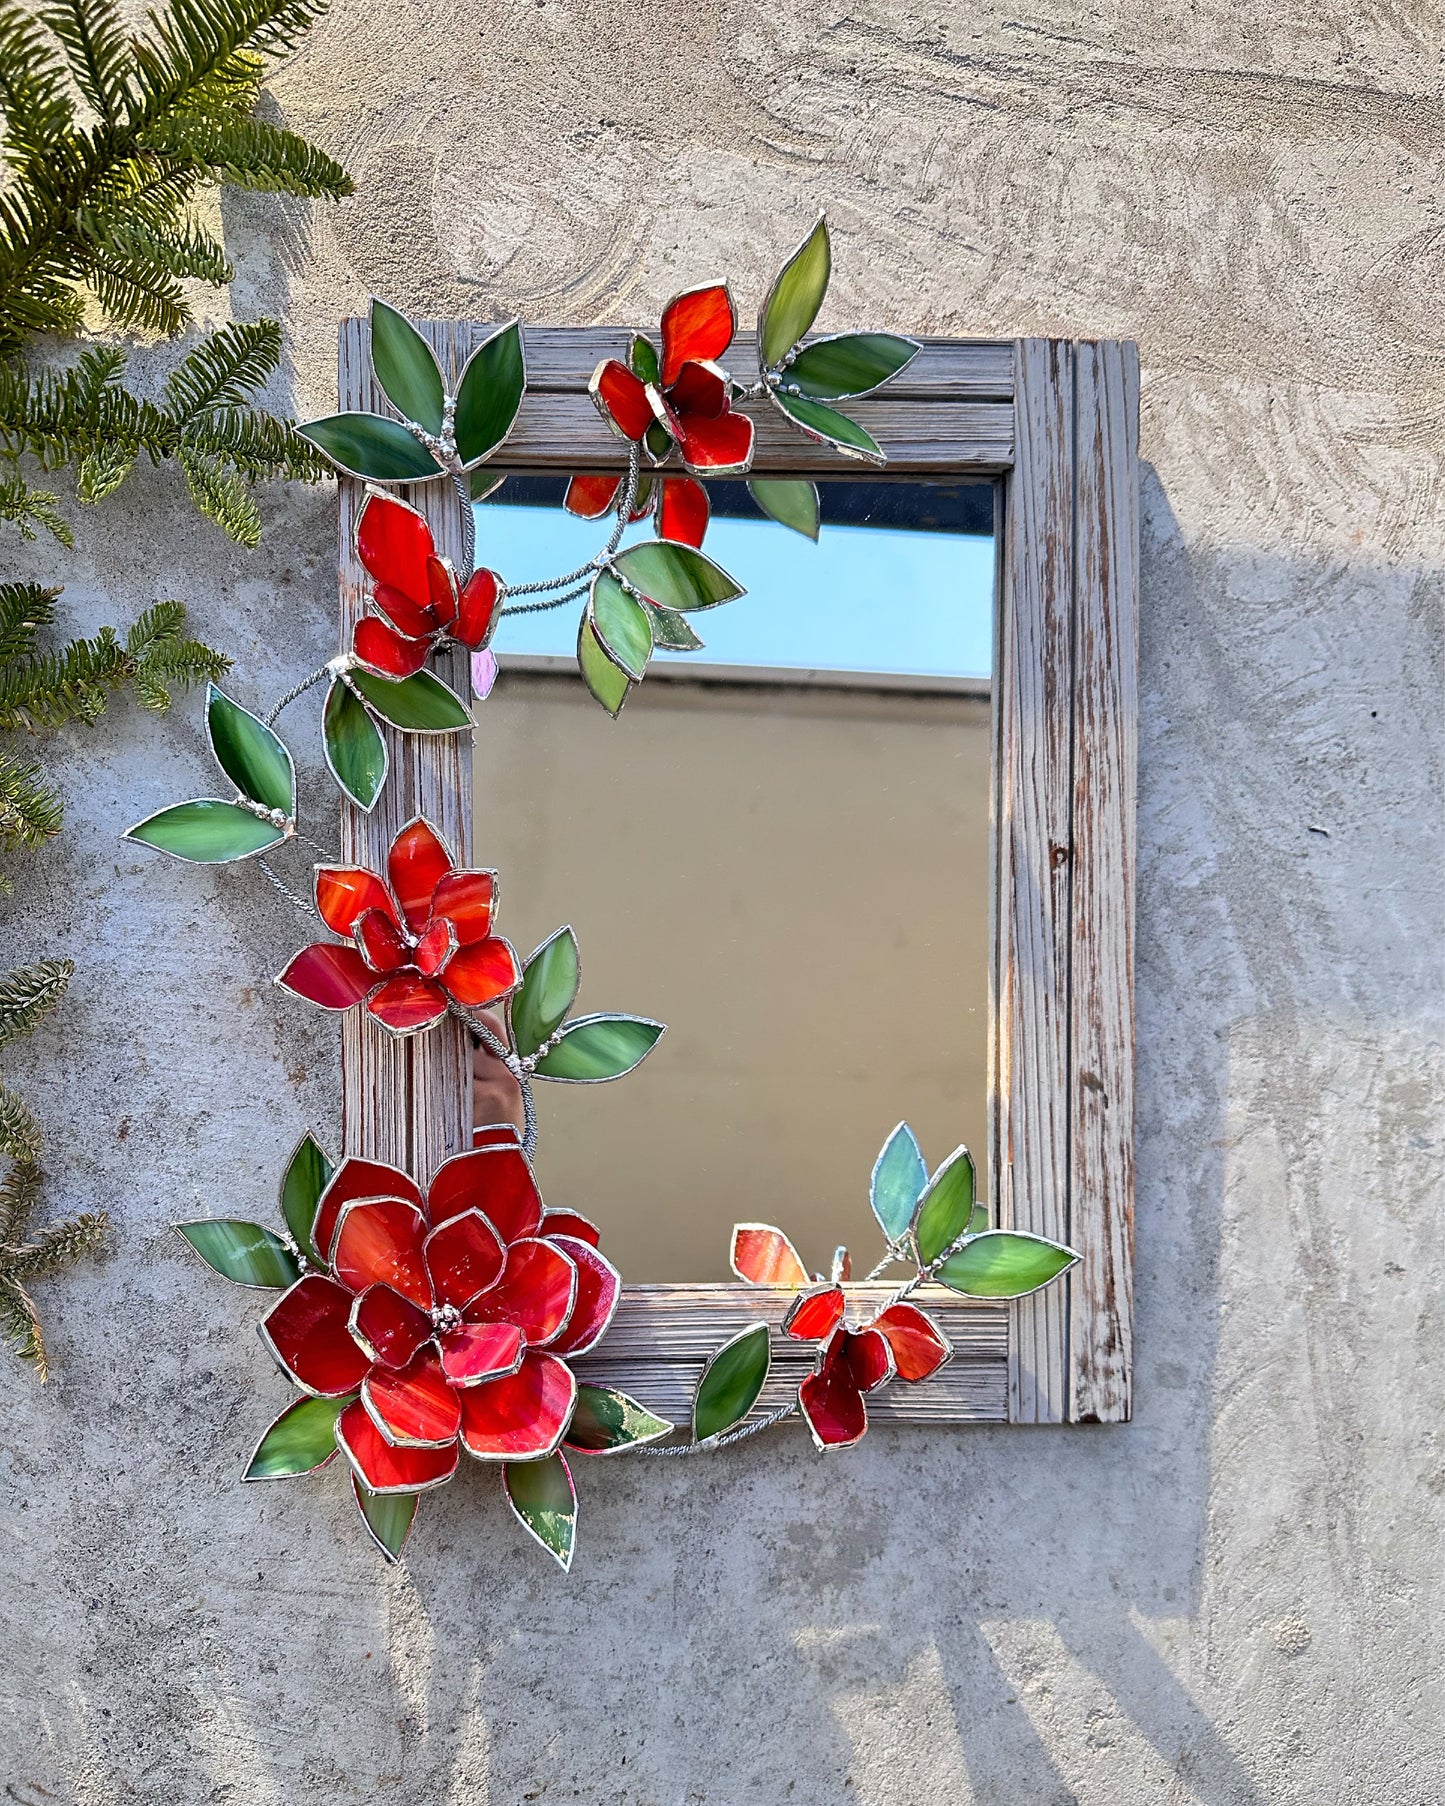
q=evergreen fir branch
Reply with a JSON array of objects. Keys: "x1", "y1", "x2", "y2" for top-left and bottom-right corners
[
  {"x1": 0, "y1": 9, "x2": 74, "y2": 168},
  {"x1": 74, "y1": 440, "x2": 135, "y2": 502},
  {"x1": 0, "y1": 1083, "x2": 40, "y2": 1164},
  {"x1": 0, "y1": 958, "x2": 73, "y2": 1047},
  {"x1": 0, "y1": 1152, "x2": 38, "y2": 1244},
  {"x1": 6, "y1": 1209, "x2": 110, "y2": 1280},
  {"x1": 163, "y1": 317, "x2": 279, "y2": 416},
  {"x1": 184, "y1": 404, "x2": 328, "y2": 481},
  {"x1": 39, "y1": 0, "x2": 133, "y2": 125},
  {"x1": 86, "y1": 247, "x2": 189, "y2": 337},
  {"x1": 0, "y1": 1272, "x2": 45, "y2": 1375},
  {"x1": 88, "y1": 215, "x2": 232, "y2": 288},
  {"x1": 149, "y1": 109, "x2": 349, "y2": 198},
  {"x1": 0, "y1": 624, "x2": 127, "y2": 729},
  {"x1": 178, "y1": 444, "x2": 262, "y2": 545},
  {"x1": 126, "y1": 0, "x2": 334, "y2": 132},
  {"x1": 0, "y1": 750, "x2": 65, "y2": 848},
  {"x1": 0, "y1": 582, "x2": 58, "y2": 664},
  {"x1": 0, "y1": 473, "x2": 71, "y2": 542},
  {"x1": 124, "y1": 597, "x2": 229, "y2": 706}
]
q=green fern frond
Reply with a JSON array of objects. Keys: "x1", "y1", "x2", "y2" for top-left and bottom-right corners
[
  {"x1": 0, "y1": 958, "x2": 72, "y2": 1047},
  {"x1": 0, "y1": 750, "x2": 64, "y2": 847}
]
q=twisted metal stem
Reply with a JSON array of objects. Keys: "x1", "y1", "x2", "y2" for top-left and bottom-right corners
[{"x1": 265, "y1": 665, "x2": 332, "y2": 728}]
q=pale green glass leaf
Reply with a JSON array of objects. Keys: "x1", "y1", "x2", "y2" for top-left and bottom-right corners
[
  {"x1": 577, "y1": 614, "x2": 631, "y2": 717},
  {"x1": 871, "y1": 1121, "x2": 927, "y2": 1244},
  {"x1": 532, "y1": 1014, "x2": 664, "y2": 1082},
  {"x1": 772, "y1": 392, "x2": 885, "y2": 465},
  {"x1": 693, "y1": 1321, "x2": 770, "y2": 1440},
  {"x1": 760, "y1": 216, "x2": 831, "y2": 366},
  {"x1": 176, "y1": 1218, "x2": 300, "y2": 1287},
  {"x1": 454, "y1": 321, "x2": 526, "y2": 467},
  {"x1": 630, "y1": 334, "x2": 660, "y2": 384},
  {"x1": 296, "y1": 412, "x2": 442, "y2": 481},
  {"x1": 504, "y1": 1452, "x2": 576, "y2": 1570},
  {"x1": 648, "y1": 606, "x2": 704, "y2": 652},
  {"x1": 353, "y1": 1478, "x2": 417, "y2": 1561},
  {"x1": 511, "y1": 926, "x2": 580, "y2": 1058},
  {"x1": 612, "y1": 541, "x2": 744, "y2": 613},
  {"x1": 124, "y1": 800, "x2": 284, "y2": 863},
  {"x1": 323, "y1": 676, "x2": 388, "y2": 810},
  {"x1": 206, "y1": 683, "x2": 294, "y2": 815},
  {"x1": 347, "y1": 668, "x2": 471, "y2": 733},
  {"x1": 914, "y1": 1145, "x2": 976, "y2": 1266},
  {"x1": 747, "y1": 477, "x2": 819, "y2": 541},
  {"x1": 370, "y1": 299, "x2": 445, "y2": 433},
  {"x1": 787, "y1": 332, "x2": 920, "y2": 400},
  {"x1": 245, "y1": 1393, "x2": 351, "y2": 1480},
  {"x1": 280, "y1": 1131, "x2": 333, "y2": 1265},
  {"x1": 935, "y1": 1231, "x2": 1079, "y2": 1299},
  {"x1": 966, "y1": 1202, "x2": 989, "y2": 1236},
  {"x1": 565, "y1": 1385, "x2": 674, "y2": 1454},
  {"x1": 589, "y1": 571, "x2": 653, "y2": 680}
]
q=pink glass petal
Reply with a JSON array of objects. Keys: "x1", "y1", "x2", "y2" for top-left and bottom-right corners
[
  {"x1": 842, "y1": 1325, "x2": 895, "y2": 1393},
  {"x1": 414, "y1": 917, "x2": 457, "y2": 977},
  {"x1": 276, "y1": 943, "x2": 377, "y2": 1011},
  {"x1": 426, "y1": 554, "x2": 459, "y2": 627},
  {"x1": 354, "y1": 906, "x2": 409, "y2": 973},
  {"x1": 782, "y1": 1284, "x2": 846, "y2": 1343},
  {"x1": 798, "y1": 1335, "x2": 868, "y2": 1450},
  {"x1": 356, "y1": 490, "x2": 435, "y2": 598},
  {"x1": 332, "y1": 1197, "x2": 431, "y2": 1308},
  {"x1": 366, "y1": 972, "x2": 449, "y2": 1035},
  {"x1": 423, "y1": 1207, "x2": 505, "y2": 1312},
  {"x1": 659, "y1": 283, "x2": 735, "y2": 387},
  {"x1": 444, "y1": 936, "x2": 520, "y2": 1008},
  {"x1": 485, "y1": 1238, "x2": 577, "y2": 1346},
  {"x1": 349, "y1": 1282, "x2": 433, "y2": 1369},
  {"x1": 426, "y1": 1143, "x2": 543, "y2": 1240},
  {"x1": 373, "y1": 580, "x2": 438, "y2": 639},
  {"x1": 539, "y1": 1209, "x2": 599, "y2": 1247},
  {"x1": 314, "y1": 866, "x2": 397, "y2": 937},
  {"x1": 546, "y1": 1235, "x2": 620, "y2": 1357},
  {"x1": 658, "y1": 476, "x2": 709, "y2": 548},
  {"x1": 353, "y1": 614, "x2": 431, "y2": 677},
  {"x1": 471, "y1": 647, "x2": 498, "y2": 700},
  {"x1": 363, "y1": 1347, "x2": 461, "y2": 1447},
  {"x1": 730, "y1": 1224, "x2": 810, "y2": 1288},
  {"x1": 667, "y1": 358, "x2": 728, "y2": 420},
  {"x1": 674, "y1": 406, "x2": 754, "y2": 476},
  {"x1": 429, "y1": 870, "x2": 495, "y2": 946},
  {"x1": 872, "y1": 1302, "x2": 952, "y2": 1382},
  {"x1": 260, "y1": 1274, "x2": 371, "y2": 1397},
  {"x1": 388, "y1": 818, "x2": 453, "y2": 933},
  {"x1": 590, "y1": 358, "x2": 654, "y2": 441},
  {"x1": 454, "y1": 569, "x2": 501, "y2": 650},
  {"x1": 564, "y1": 473, "x2": 623, "y2": 519},
  {"x1": 336, "y1": 1397, "x2": 458, "y2": 1494},
  {"x1": 438, "y1": 1318, "x2": 524, "y2": 1387},
  {"x1": 314, "y1": 1157, "x2": 423, "y2": 1265},
  {"x1": 457, "y1": 1350, "x2": 577, "y2": 1461}
]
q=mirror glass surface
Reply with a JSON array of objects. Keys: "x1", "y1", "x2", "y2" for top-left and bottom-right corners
[{"x1": 474, "y1": 476, "x2": 994, "y2": 1282}]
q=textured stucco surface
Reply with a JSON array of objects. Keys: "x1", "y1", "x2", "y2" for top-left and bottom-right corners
[{"x1": 2, "y1": 3, "x2": 1443, "y2": 1801}]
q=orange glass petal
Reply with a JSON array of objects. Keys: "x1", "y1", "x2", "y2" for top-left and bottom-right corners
[
  {"x1": 546, "y1": 1235, "x2": 620, "y2": 1358},
  {"x1": 659, "y1": 283, "x2": 735, "y2": 387},
  {"x1": 783, "y1": 1285, "x2": 846, "y2": 1343},
  {"x1": 674, "y1": 406, "x2": 754, "y2": 475},
  {"x1": 453, "y1": 568, "x2": 501, "y2": 650},
  {"x1": 730, "y1": 1224, "x2": 809, "y2": 1288},
  {"x1": 260, "y1": 1274, "x2": 370, "y2": 1397},
  {"x1": 429, "y1": 870, "x2": 495, "y2": 945},
  {"x1": 315, "y1": 866, "x2": 396, "y2": 937},
  {"x1": 349, "y1": 1281, "x2": 432, "y2": 1369},
  {"x1": 457, "y1": 1350, "x2": 577, "y2": 1461},
  {"x1": 438, "y1": 1318, "x2": 524, "y2": 1387},
  {"x1": 423, "y1": 1207, "x2": 505, "y2": 1311},
  {"x1": 313, "y1": 1156, "x2": 423, "y2": 1264},
  {"x1": 658, "y1": 476, "x2": 709, "y2": 548},
  {"x1": 332, "y1": 1198, "x2": 431, "y2": 1308},
  {"x1": 356, "y1": 491, "x2": 435, "y2": 599},
  {"x1": 444, "y1": 936, "x2": 520, "y2": 1008},
  {"x1": 564, "y1": 473, "x2": 623, "y2": 519},
  {"x1": 363, "y1": 1347, "x2": 461, "y2": 1447},
  {"x1": 798, "y1": 1336, "x2": 868, "y2": 1450},
  {"x1": 367, "y1": 972, "x2": 449, "y2": 1035},
  {"x1": 277, "y1": 943, "x2": 376, "y2": 1011},
  {"x1": 872, "y1": 1302, "x2": 952, "y2": 1382},
  {"x1": 354, "y1": 907, "x2": 408, "y2": 973},
  {"x1": 388, "y1": 819, "x2": 452, "y2": 932},
  {"x1": 485, "y1": 1238, "x2": 577, "y2": 1345},
  {"x1": 336, "y1": 1398, "x2": 458, "y2": 1494},
  {"x1": 592, "y1": 359, "x2": 654, "y2": 441},
  {"x1": 353, "y1": 615, "x2": 430, "y2": 677}
]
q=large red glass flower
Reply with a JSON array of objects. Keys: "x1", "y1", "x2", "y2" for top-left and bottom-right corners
[
  {"x1": 352, "y1": 489, "x2": 503, "y2": 678},
  {"x1": 562, "y1": 471, "x2": 711, "y2": 550},
  {"x1": 259, "y1": 1132, "x2": 620, "y2": 1497},
  {"x1": 589, "y1": 285, "x2": 755, "y2": 478},
  {"x1": 276, "y1": 818, "x2": 521, "y2": 1037}
]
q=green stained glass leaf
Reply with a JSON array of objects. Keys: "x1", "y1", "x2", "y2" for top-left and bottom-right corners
[
  {"x1": 295, "y1": 412, "x2": 442, "y2": 482},
  {"x1": 589, "y1": 572, "x2": 653, "y2": 681},
  {"x1": 786, "y1": 332, "x2": 920, "y2": 400},
  {"x1": 565, "y1": 1385, "x2": 675, "y2": 1454},
  {"x1": 577, "y1": 614, "x2": 632, "y2": 717},
  {"x1": 353, "y1": 1478, "x2": 417, "y2": 1562},
  {"x1": 511, "y1": 926, "x2": 580, "y2": 1058},
  {"x1": 369, "y1": 299, "x2": 445, "y2": 434},
  {"x1": 747, "y1": 477, "x2": 819, "y2": 541},
  {"x1": 531, "y1": 1014, "x2": 664, "y2": 1082},
  {"x1": 347, "y1": 668, "x2": 472, "y2": 733},
  {"x1": 454, "y1": 321, "x2": 526, "y2": 467},
  {"x1": 648, "y1": 606, "x2": 704, "y2": 652},
  {"x1": 206, "y1": 683, "x2": 294, "y2": 815},
  {"x1": 644, "y1": 421, "x2": 671, "y2": 461},
  {"x1": 503, "y1": 1452, "x2": 576, "y2": 1571},
  {"x1": 175, "y1": 1218, "x2": 300, "y2": 1288},
  {"x1": 244, "y1": 1393, "x2": 351, "y2": 1480},
  {"x1": 630, "y1": 334, "x2": 660, "y2": 385},
  {"x1": 914, "y1": 1145, "x2": 977, "y2": 1266},
  {"x1": 124, "y1": 800, "x2": 285, "y2": 864},
  {"x1": 772, "y1": 392, "x2": 885, "y2": 466},
  {"x1": 693, "y1": 1321, "x2": 770, "y2": 1441},
  {"x1": 966, "y1": 1202, "x2": 989, "y2": 1236},
  {"x1": 760, "y1": 215, "x2": 831, "y2": 367},
  {"x1": 934, "y1": 1231, "x2": 1079, "y2": 1299},
  {"x1": 871, "y1": 1121, "x2": 927, "y2": 1244},
  {"x1": 612, "y1": 541, "x2": 744, "y2": 613},
  {"x1": 471, "y1": 467, "x2": 506, "y2": 502},
  {"x1": 280, "y1": 1131, "x2": 333, "y2": 1266},
  {"x1": 323, "y1": 676, "x2": 388, "y2": 811}
]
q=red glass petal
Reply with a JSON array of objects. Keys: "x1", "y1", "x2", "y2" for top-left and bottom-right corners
[
  {"x1": 388, "y1": 818, "x2": 453, "y2": 933},
  {"x1": 414, "y1": 917, "x2": 457, "y2": 977},
  {"x1": 332, "y1": 1197, "x2": 430, "y2": 1308},
  {"x1": 276, "y1": 943, "x2": 377, "y2": 1011},
  {"x1": 454, "y1": 569, "x2": 501, "y2": 650},
  {"x1": 871, "y1": 1302, "x2": 952, "y2": 1382},
  {"x1": 546, "y1": 1236, "x2": 620, "y2": 1357},
  {"x1": 666, "y1": 358, "x2": 727, "y2": 419},
  {"x1": 366, "y1": 972, "x2": 449, "y2": 1035},
  {"x1": 363, "y1": 1347, "x2": 461, "y2": 1447},
  {"x1": 485, "y1": 1238, "x2": 577, "y2": 1346},
  {"x1": 673, "y1": 406, "x2": 754, "y2": 476},
  {"x1": 457, "y1": 1350, "x2": 577, "y2": 1461},
  {"x1": 354, "y1": 906, "x2": 409, "y2": 973},
  {"x1": 438, "y1": 1318, "x2": 524, "y2": 1387},
  {"x1": 373, "y1": 581, "x2": 439, "y2": 639},
  {"x1": 356, "y1": 490, "x2": 434, "y2": 598},
  {"x1": 427, "y1": 1144, "x2": 543, "y2": 1240},
  {"x1": 539, "y1": 1209, "x2": 599, "y2": 1247},
  {"x1": 260, "y1": 1274, "x2": 370, "y2": 1397},
  {"x1": 423, "y1": 1207, "x2": 505, "y2": 1311},
  {"x1": 336, "y1": 1398, "x2": 458, "y2": 1494},
  {"x1": 430, "y1": 870, "x2": 495, "y2": 945},
  {"x1": 658, "y1": 476, "x2": 709, "y2": 548},
  {"x1": 349, "y1": 1282, "x2": 433, "y2": 1369},
  {"x1": 444, "y1": 936, "x2": 520, "y2": 1008},
  {"x1": 353, "y1": 614, "x2": 430, "y2": 677},
  {"x1": 313, "y1": 1157, "x2": 423, "y2": 1265},
  {"x1": 314, "y1": 866, "x2": 397, "y2": 938},
  {"x1": 798, "y1": 1335, "x2": 868, "y2": 1450},
  {"x1": 473, "y1": 1123, "x2": 522, "y2": 1149},
  {"x1": 782, "y1": 1284, "x2": 846, "y2": 1343},
  {"x1": 842, "y1": 1325, "x2": 894, "y2": 1393},
  {"x1": 730, "y1": 1224, "x2": 810, "y2": 1288},
  {"x1": 659, "y1": 283, "x2": 736, "y2": 387},
  {"x1": 590, "y1": 359, "x2": 654, "y2": 441},
  {"x1": 564, "y1": 473, "x2": 623, "y2": 519}
]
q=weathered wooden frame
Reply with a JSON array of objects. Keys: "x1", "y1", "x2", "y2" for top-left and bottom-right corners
[{"x1": 336, "y1": 322, "x2": 1138, "y2": 1427}]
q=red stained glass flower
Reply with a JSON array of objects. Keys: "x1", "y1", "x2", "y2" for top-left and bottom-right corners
[
  {"x1": 352, "y1": 489, "x2": 503, "y2": 678},
  {"x1": 276, "y1": 817, "x2": 522, "y2": 1038},
  {"x1": 563, "y1": 471, "x2": 711, "y2": 550},
  {"x1": 588, "y1": 286, "x2": 755, "y2": 478}
]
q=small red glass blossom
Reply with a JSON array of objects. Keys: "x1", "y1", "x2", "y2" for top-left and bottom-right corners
[
  {"x1": 352, "y1": 489, "x2": 503, "y2": 678},
  {"x1": 563, "y1": 471, "x2": 710, "y2": 550},
  {"x1": 276, "y1": 817, "x2": 521, "y2": 1037},
  {"x1": 589, "y1": 285, "x2": 755, "y2": 478}
]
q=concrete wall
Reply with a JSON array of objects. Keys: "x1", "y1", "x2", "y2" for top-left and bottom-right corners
[{"x1": 2, "y1": 4, "x2": 1441, "y2": 1801}]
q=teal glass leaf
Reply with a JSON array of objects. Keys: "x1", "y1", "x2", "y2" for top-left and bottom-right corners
[
  {"x1": 589, "y1": 571, "x2": 653, "y2": 681},
  {"x1": 577, "y1": 614, "x2": 632, "y2": 717},
  {"x1": 175, "y1": 1218, "x2": 300, "y2": 1287},
  {"x1": 353, "y1": 1477, "x2": 417, "y2": 1562},
  {"x1": 454, "y1": 321, "x2": 526, "y2": 467},
  {"x1": 124, "y1": 800, "x2": 285, "y2": 864},
  {"x1": 295, "y1": 412, "x2": 443, "y2": 481},
  {"x1": 347, "y1": 668, "x2": 472, "y2": 733},
  {"x1": 323, "y1": 676, "x2": 388, "y2": 811},
  {"x1": 771, "y1": 392, "x2": 885, "y2": 465},
  {"x1": 206, "y1": 683, "x2": 294, "y2": 815},
  {"x1": 280, "y1": 1131, "x2": 333, "y2": 1265},
  {"x1": 934, "y1": 1231, "x2": 1079, "y2": 1299},
  {"x1": 511, "y1": 926, "x2": 580, "y2": 1057},
  {"x1": 244, "y1": 1393, "x2": 351, "y2": 1480},
  {"x1": 870, "y1": 1121, "x2": 927, "y2": 1244},
  {"x1": 693, "y1": 1321, "x2": 770, "y2": 1441},
  {"x1": 504, "y1": 1452, "x2": 576, "y2": 1571},
  {"x1": 760, "y1": 215, "x2": 831, "y2": 367},
  {"x1": 786, "y1": 332, "x2": 920, "y2": 400},
  {"x1": 648, "y1": 606, "x2": 704, "y2": 652},
  {"x1": 565, "y1": 1385, "x2": 675, "y2": 1454},
  {"x1": 369, "y1": 299, "x2": 445, "y2": 433},
  {"x1": 747, "y1": 477, "x2": 819, "y2": 541},
  {"x1": 914, "y1": 1145, "x2": 976, "y2": 1266},
  {"x1": 611, "y1": 541, "x2": 744, "y2": 613},
  {"x1": 531, "y1": 1014, "x2": 664, "y2": 1082},
  {"x1": 629, "y1": 334, "x2": 660, "y2": 385}
]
